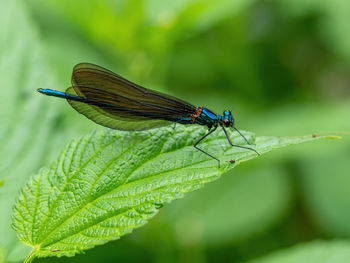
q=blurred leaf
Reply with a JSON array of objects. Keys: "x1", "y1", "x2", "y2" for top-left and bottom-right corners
[
  {"x1": 250, "y1": 240, "x2": 350, "y2": 263},
  {"x1": 248, "y1": 99, "x2": 350, "y2": 240},
  {"x1": 145, "y1": 0, "x2": 257, "y2": 31},
  {"x1": 12, "y1": 126, "x2": 328, "y2": 261},
  {"x1": 26, "y1": 0, "x2": 259, "y2": 83},
  {"x1": 28, "y1": 0, "x2": 257, "y2": 46},
  {"x1": 249, "y1": 101, "x2": 350, "y2": 241},
  {"x1": 301, "y1": 151, "x2": 350, "y2": 236},
  {"x1": 0, "y1": 0, "x2": 75, "y2": 261},
  {"x1": 0, "y1": 247, "x2": 4, "y2": 263},
  {"x1": 0, "y1": 179, "x2": 5, "y2": 188},
  {"x1": 165, "y1": 165, "x2": 292, "y2": 245},
  {"x1": 282, "y1": 0, "x2": 350, "y2": 63},
  {"x1": 252, "y1": 101, "x2": 350, "y2": 132}
]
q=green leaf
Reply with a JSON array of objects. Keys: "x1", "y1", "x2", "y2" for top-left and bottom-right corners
[
  {"x1": 0, "y1": 0, "x2": 79, "y2": 261},
  {"x1": 249, "y1": 240, "x2": 350, "y2": 263},
  {"x1": 12, "y1": 126, "x2": 333, "y2": 261}
]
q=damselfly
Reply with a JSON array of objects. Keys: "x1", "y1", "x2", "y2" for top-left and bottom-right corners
[{"x1": 38, "y1": 63, "x2": 259, "y2": 167}]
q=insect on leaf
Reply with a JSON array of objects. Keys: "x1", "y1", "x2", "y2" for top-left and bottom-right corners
[{"x1": 12, "y1": 126, "x2": 337, "y2": 260}]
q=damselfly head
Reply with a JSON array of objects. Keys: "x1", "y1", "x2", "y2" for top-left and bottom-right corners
[{"x1": 222, "y1": 110, "x2": 234, "y2": 127}]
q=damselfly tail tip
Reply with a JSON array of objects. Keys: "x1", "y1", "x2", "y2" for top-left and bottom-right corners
[
  {"x1": 37, "y1": 88, "x2": 44, "y2": 94},
  {"x1": 37, "y1": 88, "x2": 52, "y2": 96}
]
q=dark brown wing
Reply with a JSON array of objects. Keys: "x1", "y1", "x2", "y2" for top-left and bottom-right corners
[
  {"x1": 72, "y1": 63, "x2": 196, "y2": 114},
  {"x1": 64, "y1": 63, "x2": 197, "y2": 131}
]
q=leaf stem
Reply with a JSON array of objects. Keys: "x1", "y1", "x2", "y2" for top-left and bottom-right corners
[{"x1": 24, "y1": 248, "x2": 37, "y2": 263}]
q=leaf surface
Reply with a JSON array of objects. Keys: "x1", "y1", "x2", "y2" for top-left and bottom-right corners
[
  {"x1": 0, "y1": 0, "x2": 68, "y2": 261},
  {"x1": 12, "y1": 126, "x2": 333, "y2": 259},
  {"x1": 249, "y1": 240, "x2": 350, "y2": 263}
]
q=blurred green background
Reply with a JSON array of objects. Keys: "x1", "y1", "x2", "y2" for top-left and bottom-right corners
[{"x1": 0, "y1": 0, "x2": 349, "y2": 262}]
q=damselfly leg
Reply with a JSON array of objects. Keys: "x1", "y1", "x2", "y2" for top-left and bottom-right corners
[
  {"x1": 222, "y1": 126, "x2": 260, "y2": 155},
  {"x1": 194, "y1": 126, "x2": 220, "y2": 168}
]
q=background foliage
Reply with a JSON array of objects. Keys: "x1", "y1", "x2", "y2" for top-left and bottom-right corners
[{"x1": 0, "y1": 0, "x2": 349, "y2": 262}]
